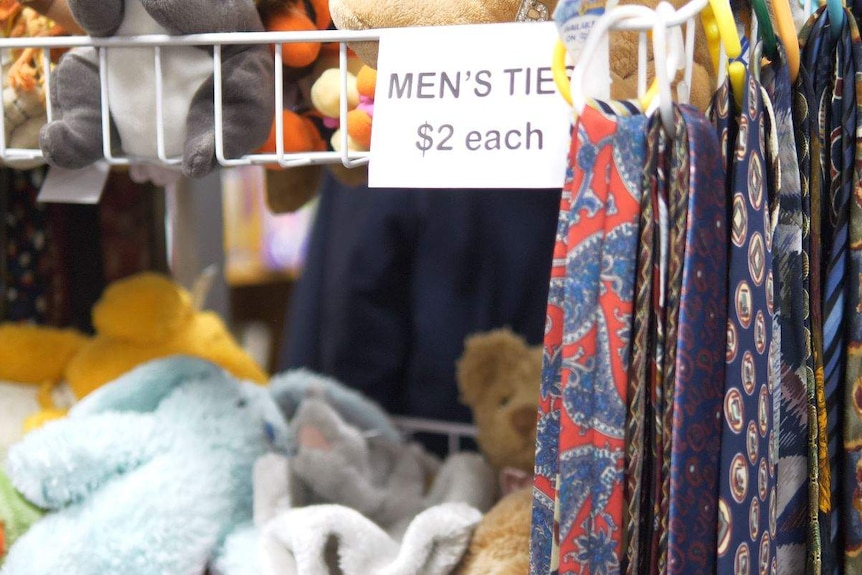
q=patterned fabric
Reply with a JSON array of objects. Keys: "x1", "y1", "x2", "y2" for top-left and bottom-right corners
[
  {"x1": 844, "y1": 8, "x2": 862, "y2": 575},
  {"x1": 712, "y1": 69, "x2": 778, "y2": 575},
  {"x1": 799, "y1": 10, "x2": 831, "y2": 573},
  {"x1": 647, "y1": 120, "x2": 669, "y2": 575},
  {"x1": 792, "y1": 60, "x2": 823, "y2": 575},
  {"x1": 623, "y1": 116, "x2": 661, "y2": 575},
  {"x1": 762, "y1": 48, "x2": 811, "y2": 575},
  {"x1": 799, "y1": 8, "x2": 857, "y2": 573},
  {"x1": 621, "y1": 116, "x2": 663, "y2": 575},
  {"x1": 822, "y1": 16, "x2": 856, "y2": 575},
  {"x1": 531, "y1": 100, "x2": 645, "y2": 575},
  {"x1": 665, "y1": 104, "x2": 729, "y2": 575},
  {"x1": 621, "y1": 105, "x2": 728, "y2": 575},
  {"x1": 1, "y1": 168, "x2": 53, "y2": 324}
]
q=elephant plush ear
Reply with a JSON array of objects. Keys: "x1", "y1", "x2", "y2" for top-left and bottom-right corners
[
  {"x1": 268, "y1": 369, "x2": 403, "y2": 444},
  {"x1": 70, "y1": 355, "x2": 228, "y2": 417}
]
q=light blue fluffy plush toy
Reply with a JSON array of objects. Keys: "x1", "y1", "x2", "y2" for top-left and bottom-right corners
[{"x1": 1, "y1": 355, "x2": 292, "y2": 575}]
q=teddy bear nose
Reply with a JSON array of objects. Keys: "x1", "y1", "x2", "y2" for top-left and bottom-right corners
[{"x1": 510, "y1": 406, "x2": 537, "y2": 437}]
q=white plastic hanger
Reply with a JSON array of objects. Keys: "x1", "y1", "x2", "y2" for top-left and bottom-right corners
[
  {"x1": 569, "y1": 1, "x2": 681, "y2": 134},
  {"x1": 649, "y1": 1, "x2": 678, "y2": 133}
]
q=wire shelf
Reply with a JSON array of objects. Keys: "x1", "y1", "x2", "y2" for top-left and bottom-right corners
[
  {"x1": 392, "y1": 416, "x2": 478, "y2": 455},
  {"x1": 0, "y1": 28, "x2": 386, "y2": 171}
]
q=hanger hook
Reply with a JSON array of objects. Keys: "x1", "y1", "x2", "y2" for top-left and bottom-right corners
[
  {"x1": 651, "y1": 1, "x2": 677, "y2": 133},
  {"x1": 569, "y1": 4, "x2": 658, "y2": 115}
]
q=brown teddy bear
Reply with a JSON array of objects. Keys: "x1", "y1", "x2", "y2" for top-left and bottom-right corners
[
  {"x1": 456, "y1": 327, "x2": 541, "y2": 478},
  {"x1": 453, "y1": 327, "x2": 542, "y2": 575},
  {"x1": 456, "y1": 486, "x2": 533, "y2": 575}
]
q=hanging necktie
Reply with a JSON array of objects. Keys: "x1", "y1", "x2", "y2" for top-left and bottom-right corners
[
  {"x1": 621, "y1": 103, "x2": 728, "y2": 575},
  {"x1": 842, "y1": 6, "x2": 862, "y2": 574},
  {"x1": 823, "y1": 15, "x2": 855, "y2": 575},
  {"x1": 799, "y1": 8, "x2": 856, "y2": 573},
  {"x1": 792, "y1": 49, "x2": 823, "y2": 575},
  {"x1": 625, "y1": 114, "x2": 669, "y2": 575},
  {"x1": 712, "y1": 68, "x2": 777, "y2": 575},
  {"x1": 531, "y1": 100, "x2": 646, "y2": 575},
  {"x1": 666, "y1": 104, "x2": 730, "y2": 575},
  {"x1": 761, "y1": 46, "x2": 810, "y2": 575},
  {"x1": 1, "y1": 169, "x2": 53, "y2": 324}
]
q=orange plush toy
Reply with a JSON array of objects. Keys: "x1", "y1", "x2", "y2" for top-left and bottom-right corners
[
  {"x1": 344, "y1": 64, "x2": 375, "y2": 150},
  {"x1": 255, "y1": 0, "x2": 374, "y2": 213},
  {"x1": 256, "y1": 0, "x2": 333, "y2": 161}
]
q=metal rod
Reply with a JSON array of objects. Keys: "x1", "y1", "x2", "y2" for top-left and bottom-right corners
[
  {"x1": 0, "y1": 29, "x2": 386, "y2": 50},
  {"x1": 154, "y1": 45, "x2": 169, "y2": 162},
  {"x1": 42, "y1": 47, "x2": 52, "y2": 123},
  {"x1": 274, "y1": 43, "x2": 286, "y2": 168},
  {"x1": 213, "y1": 44, "x2": 226, "y2": 164}
]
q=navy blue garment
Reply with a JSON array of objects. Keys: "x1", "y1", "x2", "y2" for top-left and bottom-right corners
[{"x1": 278, "y1": 171, "x2": 560, "y2": 450}]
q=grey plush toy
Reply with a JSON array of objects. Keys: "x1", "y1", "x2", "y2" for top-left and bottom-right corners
[{"x1": 40, "y1": 0, "x2": 275, "y2": 177}]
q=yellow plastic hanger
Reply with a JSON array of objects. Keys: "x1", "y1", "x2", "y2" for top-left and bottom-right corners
[
  {"x1": 701, "y1": 0, "x2": 750, "y2": 106},
  {"x1": 553, "y1": 38, "x2": 660, "y2": 110},
  {"x1": 701, "y1": 0, "x2": 741, "y2": 75}
]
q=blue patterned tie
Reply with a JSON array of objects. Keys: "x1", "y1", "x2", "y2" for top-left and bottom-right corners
[
  {"x1": 711, "y1": 69, "x2": 778, "y2": 575},
  {"x1": 761, "y1": 47, "x2": 810, "y2": 574}
]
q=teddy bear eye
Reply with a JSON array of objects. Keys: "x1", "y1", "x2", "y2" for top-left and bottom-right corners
[
  {"x1": 500, "y1": 395, "x2": 512, "y2": 407},
  {"x1": 236, "y1": 398, "x2": 248, "y2": 408}
]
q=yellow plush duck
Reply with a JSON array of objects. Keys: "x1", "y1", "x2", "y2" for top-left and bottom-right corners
[{"x1": 0, "y1": 271, "x2": 268, "y2": 435}]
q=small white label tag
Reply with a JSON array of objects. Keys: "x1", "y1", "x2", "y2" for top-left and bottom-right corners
[
  {"x1": 554, "y1": 0, "x2": 613, "y2": 102},
  {"x1": 37, "y1": 161, "x2": 110, "y2": 204}
]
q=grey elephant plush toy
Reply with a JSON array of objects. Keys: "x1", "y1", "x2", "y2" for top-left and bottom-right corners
[
  {"x1": 1, "y1": 355, "x2": 291, "y2": 575},
  {"x1": 40, "y1": 0, "x2": 275, "y2": 177}
]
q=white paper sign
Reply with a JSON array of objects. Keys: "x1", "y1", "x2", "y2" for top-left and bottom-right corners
[
  {"x1": 38, "y1": 161, "x2": 109, "y2": 204},
  {"x1": 368, "y1": 21, "x2": 608, "y2": 189}
]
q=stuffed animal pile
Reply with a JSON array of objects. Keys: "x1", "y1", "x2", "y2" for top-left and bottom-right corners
[
  {"x1": 254, "y1": 0, "x2": 375, "y2": 213},
  {"x1": 1, "y1": 325, "x2": 542, "y2": 574}
]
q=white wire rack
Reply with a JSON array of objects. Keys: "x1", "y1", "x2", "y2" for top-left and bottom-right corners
[
  {"x1": 0, "y1": 28, "x2": 384, "y2": 170},
  {"x1": 392, "y1": 416, "x2": 477, "y2": 455}
]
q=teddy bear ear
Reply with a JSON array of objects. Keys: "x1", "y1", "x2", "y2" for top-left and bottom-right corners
[{"x1": 456, "y1": 328, "x2": 530, "y2": 407}]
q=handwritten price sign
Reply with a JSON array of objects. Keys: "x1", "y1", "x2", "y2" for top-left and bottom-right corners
[{"x1": 368, "y1": 22, "x2": 607, "y2": 189}]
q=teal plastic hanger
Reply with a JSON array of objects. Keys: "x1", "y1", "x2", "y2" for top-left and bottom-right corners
[
  {"x1": 827, "y1": 0, "x2": 845, "y2": 38},
  {"x1": 750, "y1": 0, "x2": 778, "y2": 59}
]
